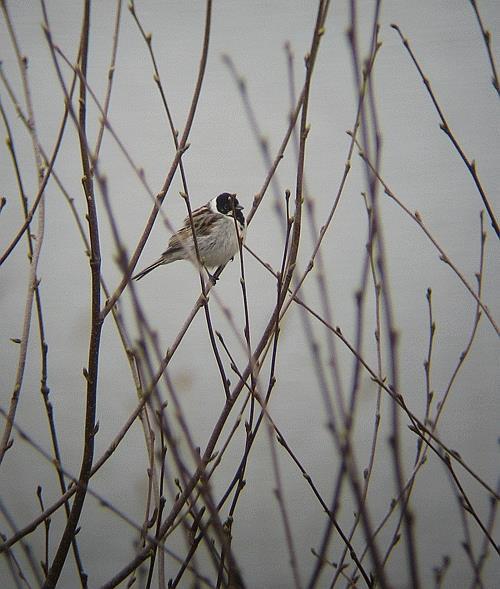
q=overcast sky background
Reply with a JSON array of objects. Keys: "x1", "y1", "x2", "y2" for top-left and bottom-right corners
[{"x1": 1, "y1": 2, "x2": 499, "y2": 588}]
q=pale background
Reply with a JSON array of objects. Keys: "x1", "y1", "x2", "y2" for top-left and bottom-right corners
[{"x1": 0, "y1": 2, "x2": 499, "y2": 588}]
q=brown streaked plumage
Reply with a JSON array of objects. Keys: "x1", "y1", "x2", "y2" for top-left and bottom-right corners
[{"x1": 133, "y1": 193, "x2": 245, "y2": 280}]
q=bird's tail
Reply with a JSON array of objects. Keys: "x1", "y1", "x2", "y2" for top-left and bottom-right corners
[{"x1": 133, "y1": 258, "x2": 165, "y2": 280}]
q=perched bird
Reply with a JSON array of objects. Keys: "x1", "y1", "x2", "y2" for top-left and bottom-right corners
[{"x1": 133, "y1": 192, "x2": 246, "y2": 280}]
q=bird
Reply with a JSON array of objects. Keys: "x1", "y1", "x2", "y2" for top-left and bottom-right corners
[{"x1": 133, "y1": 192, "x2": 246, "y2": 281}]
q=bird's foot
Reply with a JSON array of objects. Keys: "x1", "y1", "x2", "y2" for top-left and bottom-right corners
[{"x1": 203, "y1": 267, "x2": 218, "y2": 284}]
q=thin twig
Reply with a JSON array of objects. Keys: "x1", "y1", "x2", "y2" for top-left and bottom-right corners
[{"x1": 391, "y1": 23, "x2": 499, "y2": 238}]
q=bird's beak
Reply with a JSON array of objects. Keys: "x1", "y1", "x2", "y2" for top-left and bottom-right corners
[{"x1": 231, "y1": 194, "x2": 243, "y2": 211}]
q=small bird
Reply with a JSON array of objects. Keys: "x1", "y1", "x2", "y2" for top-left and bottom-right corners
[{"x1": 133, "y1": 192, "x2": 246, "y2": 281}]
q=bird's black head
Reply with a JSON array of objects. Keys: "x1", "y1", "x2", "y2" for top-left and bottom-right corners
[{"x1": 216, "y1": 192, "x2": 245, "y2": 225}]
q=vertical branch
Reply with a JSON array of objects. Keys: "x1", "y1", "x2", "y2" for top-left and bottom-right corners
[
  {"x1": 130, "y1": 1, "x2": 233, "y2": 406},
  {"x1": 0, "y1": 0, "x2": 46, "y2": 466},
  {"x1": 361, "y1": 8, "x2": 424, "y2": 583},
  {"x1": 269, "y1": 425, "x2": 303, "y2": 589},
  {"x1": 0, "y1": 173, "x2": 44, "y2": 468},
  {"x1": 93, "y1": 0, "x2": 122, "y2": 159},
  {"x1": 469, "y1": 0, "x2": 500, "y2": 96},
  {"x1": 43, "y1": 2, "x2": 102, "y2": 586}
]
